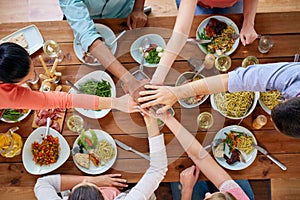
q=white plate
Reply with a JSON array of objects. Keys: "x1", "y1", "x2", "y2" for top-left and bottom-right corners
[
  {"x1": 1, "y1": 84, "x2": 32, "y2": 123},
  {"x1": 212, "y1": 125, "x2": 257, "y2": 170},
  {"x1": 22, "y1": 126, "x2": 70, "y2": 175},
  {"x1": 1, "y1": 24, "x2": 43, "y2": 55},
  {"x1": 258, "y1": 98, "x2": 271, "y2": 115},
  {"x1": 196, "y1": 16, "x2": 239, "y2": 56},
  {"x1": 73, "y1": 24, "x2": 117, "y2": 66},
  {"x1": 72, "y1": 129, "x2": 117, "y2": 174},
  {"x1": 210, "y1": 92, "x2": 260, "y2": 120},
  {"x1": 130, "y1": 34, "x2": 166, "y2": 67},
  {"x1": 69, "y1": 70, "x2": 116, "y2": 119}
]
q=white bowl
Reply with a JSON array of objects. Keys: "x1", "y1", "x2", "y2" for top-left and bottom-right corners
[
  {"x1": 69, "y1": 70, "x2": 116, "y2": 119},
  {"x1": 22, "y1": 126, "x2": 70, "y2": 175},
  {"x1": 210, "y1": 91, "x2": 260, "y2": 120},
  {"x1": 175, "y1": 72, "x2": 209, "y2": 108}
]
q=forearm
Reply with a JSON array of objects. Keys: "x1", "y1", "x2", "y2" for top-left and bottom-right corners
[
  {"x1": 243, "y1": 0, "x2": 258, "y2": 27},
  {"x1": 151, "y1": 0, "x2": 197, "y2": 85},
  {"x1": 181, "y1": 188, "x2": 193, "y2": 200},
  {"x1": 132, "y1": 0, "x2": 145, "y2": 12},
  {"x1": 144, "y1": 116, "x2": 160, "y2": 138}
]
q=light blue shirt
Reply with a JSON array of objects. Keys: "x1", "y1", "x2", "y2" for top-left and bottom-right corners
[
  {"x1": 59, "y1": 0, "x2": 135, "y2": 51},
  {"x1": 228, "y1": 62, "x2": 300, "y2": 99}
]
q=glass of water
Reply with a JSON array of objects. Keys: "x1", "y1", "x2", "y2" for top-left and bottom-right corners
[{"x1": 258, "y1": 35, "x2": 274, "y2": 54}]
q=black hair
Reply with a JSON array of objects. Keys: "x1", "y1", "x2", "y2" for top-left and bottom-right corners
[
  {"x1": 0, "y1": 42, "x2": 31, "y2": 83},
  {"x1": 68, "y1": 185, "x2": 104, "y2": 200},
  {"x1": 271, "y1": 97, "x2": 300, "y2": 138}
]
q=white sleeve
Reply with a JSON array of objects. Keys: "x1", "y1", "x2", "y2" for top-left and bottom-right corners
[
  {"x1": 120, "y1": 134, "x2": 168, "y2": 200},
  {"x1": 34, "y1": 174, "x2": 62, "y2": 200}
]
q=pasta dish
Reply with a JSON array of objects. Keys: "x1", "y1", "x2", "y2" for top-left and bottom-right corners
[
  {"x1": 260, "y1": 90, "x2": 282, "y2": 110},
  {"x1": 214, "y1": 91, "x2": 255, "y2": 118},
  {"x1": 95, "y1": 140, "x2": 115, "y2": 166}
]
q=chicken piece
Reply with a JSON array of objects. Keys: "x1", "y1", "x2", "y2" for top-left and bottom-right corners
[{"x1": 205, "y1": 18, "x2": 228, "y2": 37}]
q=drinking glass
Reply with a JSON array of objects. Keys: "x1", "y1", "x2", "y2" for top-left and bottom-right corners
[
  {"x1": 197, "y1": 112, "x2": 214, "y2": 129},
  {"x1": 258, "y1": 36, "x2": 274, "y2": 54},
  {"x1": 43, "y1": 40, "x2": 64, "y2": 63},
  {"x1": 215, "y1": 55, "x2": 231, "y2": 72},
  {"x1": 242, "y1": 56, "x2": 259, "y2": 68}
]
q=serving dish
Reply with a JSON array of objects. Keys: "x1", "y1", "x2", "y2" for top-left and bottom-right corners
[
  {"x1": 196, "y1": 16, "x2": 239, "y2": 56},
  {"x1": 258, "y1": 90, "x2": 282, "y2": 115},
  {"x1": 212, "y1": 125, "x2": 257, "y2": 170},
  {"x1": 175, "y1": 72, "x2": 209, "y2": 108},
  {"x1": 0, "y1": 24, "x2": 43, "y2": 55},
  {"x1": 69, "y1": 70, "x2": 116, "y2": 119},
  {"x1": 72, "y1": 129, "x2": 117, "y2": 174},
  {"x1": 73, "y1": 24, "x2": 117, "y2": 66},
  {"x1": 22, "y1": 126, "x2": 70, "y2": 175},
  {"x1": 130, "y1": 34, "x2": 166, "y2": 67}
]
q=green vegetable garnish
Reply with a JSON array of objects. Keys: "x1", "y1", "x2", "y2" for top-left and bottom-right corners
[
  {"x1": 79, "y1": 80, "x2": 111, "y2": 97},
  {"x1": 2, "y1": 109, "x2": 24, "y2": 121}
]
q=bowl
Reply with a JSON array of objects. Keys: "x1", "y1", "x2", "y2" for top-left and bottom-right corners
[
  {"x1": 211, "y1": 91, "x2": 260, "y2": 120},
  {"x1": 175, "y1": 72, "x2": 209, "y2": 108}
]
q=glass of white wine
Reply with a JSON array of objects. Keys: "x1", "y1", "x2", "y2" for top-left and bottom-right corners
[{"x1": 43, "y1": 40, "x2": 64, "y2": 64}]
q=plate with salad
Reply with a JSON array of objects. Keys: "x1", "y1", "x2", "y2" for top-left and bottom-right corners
[
  {"x1": 196, "y1": 16, "x2": 239, "y2": 56},
  {"x1": 69, "y1": 70, "x2": 116, "y2": 119},
  {"x1": 212, "y1": 125, "x2": 257, "y2": 170},
  {"x1": 72, "y1": 129, "x2": 117, "y2": 174},
  {"x1": 130, "y1": 34, "x2": 166, "y2": 67}
]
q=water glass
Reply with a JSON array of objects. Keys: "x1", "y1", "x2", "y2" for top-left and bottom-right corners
[{"x1": 258, "y1": 36, "x2": 274, "y2": 53}]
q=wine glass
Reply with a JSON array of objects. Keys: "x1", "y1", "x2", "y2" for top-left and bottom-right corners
[{"x1": 43, "y1": 40, "x2": 64, "y2": 64}]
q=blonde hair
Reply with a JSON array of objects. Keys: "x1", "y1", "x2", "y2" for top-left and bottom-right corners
[{"x1": 206, "y1": 192, "x2": 237, "y2": 200}]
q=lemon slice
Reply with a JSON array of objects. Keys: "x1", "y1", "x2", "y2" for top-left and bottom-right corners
[{"x1": 67, "y1": 115, "x2": 84, "y2": 132}]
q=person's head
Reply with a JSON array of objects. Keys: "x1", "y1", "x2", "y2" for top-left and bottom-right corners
[
  {"x1": 69, "y1": 182, "x2": 104, "y2": 200},
  {"x1": 271, "y1": 97, "x2": 300, "y2": 138},
  {"x1": 0, "y1": 42, "x2": 34, "y2": 84},
  {"x1": 204, "y1": 191, "x2": 237, "y2": 200}
]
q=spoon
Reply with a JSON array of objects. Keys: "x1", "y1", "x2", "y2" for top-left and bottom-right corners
[
  {"x1": 139, "y1": 37, "x2": 151, "y2": 72},
  {"x1": 192, "y1": 63, "x2": 205, "y2": 81},
  {"x1": 45, "y1": 117, "x2": 51, "y2": 137},
  {"x1": 294, "y1": 53, "x2": 299, "y2": 62},
  {"x1": 106, "y1": 30, "x2": 126, "y2": 48}
]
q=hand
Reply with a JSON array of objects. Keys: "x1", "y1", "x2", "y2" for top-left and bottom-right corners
[
  {"x1": 127, "y1": 10, "x2": 147, "y2": 29},
  {"x1": 127, "y1": 78, "x2": 150, "y2": 102},
  {"x1": 138, "y1": 84, "x2": 178, "y2": 113},
  {"x1": 112, "y1": 94, "x2": 140, "y2": 113},
  {"x1": 91, "y1": 174, "x2": 128, "y2": 189},
  {"x1": 240, "y1": 22, "x2": 258, "y2": 46},
  {"x1": 180, "y1": 165, "x2": 200, "y2": 191}
]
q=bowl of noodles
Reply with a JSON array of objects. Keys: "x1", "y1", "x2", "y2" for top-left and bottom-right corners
[
  {"x1": 210, "y1": 91, "x2": 260, "y2": 120},
  {"x1": 175, "y1": 72, "x2": 209, "y2": 108},
  {"x1": 259, "y1": 90, "x2": 282, "y2": 115}
]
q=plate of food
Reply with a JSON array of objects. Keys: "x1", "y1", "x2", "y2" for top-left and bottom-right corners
[
  {"x1": 0, "y1": 24, "x2": 43, "y2": 55},
  {"x1": 196, "y1": 16, "x2": 239, "y2": 55},
  {"x1": 1, "y1": 84, "x2": 32, "y2": 123},
  {"x1": 72, "y1": 129, "x2": 117, "y2": 175},
  {"x1": 175, "y1": 72, "x2": 209, "y2": 108},
  {"x1": 22, "y1": 126, "x2": 70, "y2": 175},
  {"x1": 211, "y1": 91, "x2": 259, "y2": 120},
  {"x1": 69, "y1": 70, "x2": 116, "y2": 119},
  {"x1": 73, "y1": 23, "x2": 117, "y2": 66},
  {"x1": 212, "y1": 125, "x2": 257, "y2": 170},
  {"x1": 259, "y1": 90, "x2": 282, "y2": 115},
  {"x1": 130, "y1": 34, "x2": 166, "y2": 67}
]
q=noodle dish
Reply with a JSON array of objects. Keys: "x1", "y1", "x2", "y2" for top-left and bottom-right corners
[
  {"x1": 212, "y1": 125, "x2": 257, "y2": 170},
  {"x1": 259, "y1": 90, "x2": 282, "y2": 115}
]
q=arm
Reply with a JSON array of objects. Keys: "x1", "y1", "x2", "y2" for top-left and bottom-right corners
[
  {"x1": 164, "y1": 115, "x2": 231, "y2": 188},
  {"x1": 34, "y1": 174, "x2": 127, "y2": 200},
  {"x1": 138, "y1": 74, "x2": 228, "y2": 113},
  {"x1": 123, "y1": 116, "x2": 168, "y2": 199},
  {"x1": 151, "y1": 0, "x2": 197, "y2": 85},
  {"x1": 180, "y1": 165, "x2": 200, "y2": 200},
  {"x1": 240, "y1": 0, "x2": 259, "y2": 46},
  {"x1": 127, "y1": 0, "x2": 147, "y2": 29}
]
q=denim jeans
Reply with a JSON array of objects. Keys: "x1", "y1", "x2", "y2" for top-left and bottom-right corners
[
  {"x1": 170, "y1": 180, "x2": 255, "y2": 200},
  {"x1": 175, "y1": 0, "x2": 244, "y2": 15}
]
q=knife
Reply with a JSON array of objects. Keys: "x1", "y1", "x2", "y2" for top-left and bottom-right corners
[
  {"x1": 187, "y1": 38, "x2": 212, "y2": 45},
  {"x1": 252, "y1": 144, "x2": 287, "y2": 171},
  {"x1": 114, "y1": 139, "x2": 150, "y2": 161}
]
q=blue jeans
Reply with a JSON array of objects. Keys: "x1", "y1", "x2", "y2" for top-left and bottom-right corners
[
  {"x1": 170, "y1": 180, "x2": 255, "y2": 200},
  {"x1": 175, "y1": 0, "x2": 243, "y2": 15}
]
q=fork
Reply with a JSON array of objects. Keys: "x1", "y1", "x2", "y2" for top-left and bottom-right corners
[
  {"x1": 227, "y1": 33, "x2": 240, "y2": 39},
  {"x1": 204, "y1": 138, "x2": 223, "y2": 150}
]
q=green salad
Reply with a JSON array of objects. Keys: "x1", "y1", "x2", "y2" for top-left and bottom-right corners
[{"x1": 79, "y1": 80, "x2": 111, "y2": 97}]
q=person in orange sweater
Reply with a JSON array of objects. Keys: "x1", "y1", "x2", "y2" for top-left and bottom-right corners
[{"x1": 0, "y1": 42, "x2": 138, "y2": 113}]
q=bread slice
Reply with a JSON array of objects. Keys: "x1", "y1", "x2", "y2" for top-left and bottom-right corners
[
  {"x1": 74, "y1": 153, "x2": 90, "y2": 169},
  {"x1": 8, "y1": 33, "x2": 28, "y2": 49}
]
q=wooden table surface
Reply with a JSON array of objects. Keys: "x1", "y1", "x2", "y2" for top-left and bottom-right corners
[{"x1": 0, "y1": 12, "x2": 299, "y2": 199}]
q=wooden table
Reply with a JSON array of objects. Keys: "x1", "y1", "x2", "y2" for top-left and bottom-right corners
[{"x1": 0, "y1": 12, "x2": 299, "y2": 199}]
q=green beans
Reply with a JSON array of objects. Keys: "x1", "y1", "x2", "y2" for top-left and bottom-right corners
[{"x1": 79, "y1": 80, "x2": 111, "y2": 97}]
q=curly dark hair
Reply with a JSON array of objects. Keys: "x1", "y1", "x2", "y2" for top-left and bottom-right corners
[
  {"x1": 271, "y1": 97, "x2": 300, "y2": 138},
  {"x1": 0, "y1": 42, "x2": 30, "y2": 83}
]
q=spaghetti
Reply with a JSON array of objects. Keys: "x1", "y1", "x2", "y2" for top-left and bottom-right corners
[
  {"x1": 260, "y1": 90, "x2": 282, "y2": 110},
  {"x1": 95, "y1": 140, "x2": 115, "y2": 166}
]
